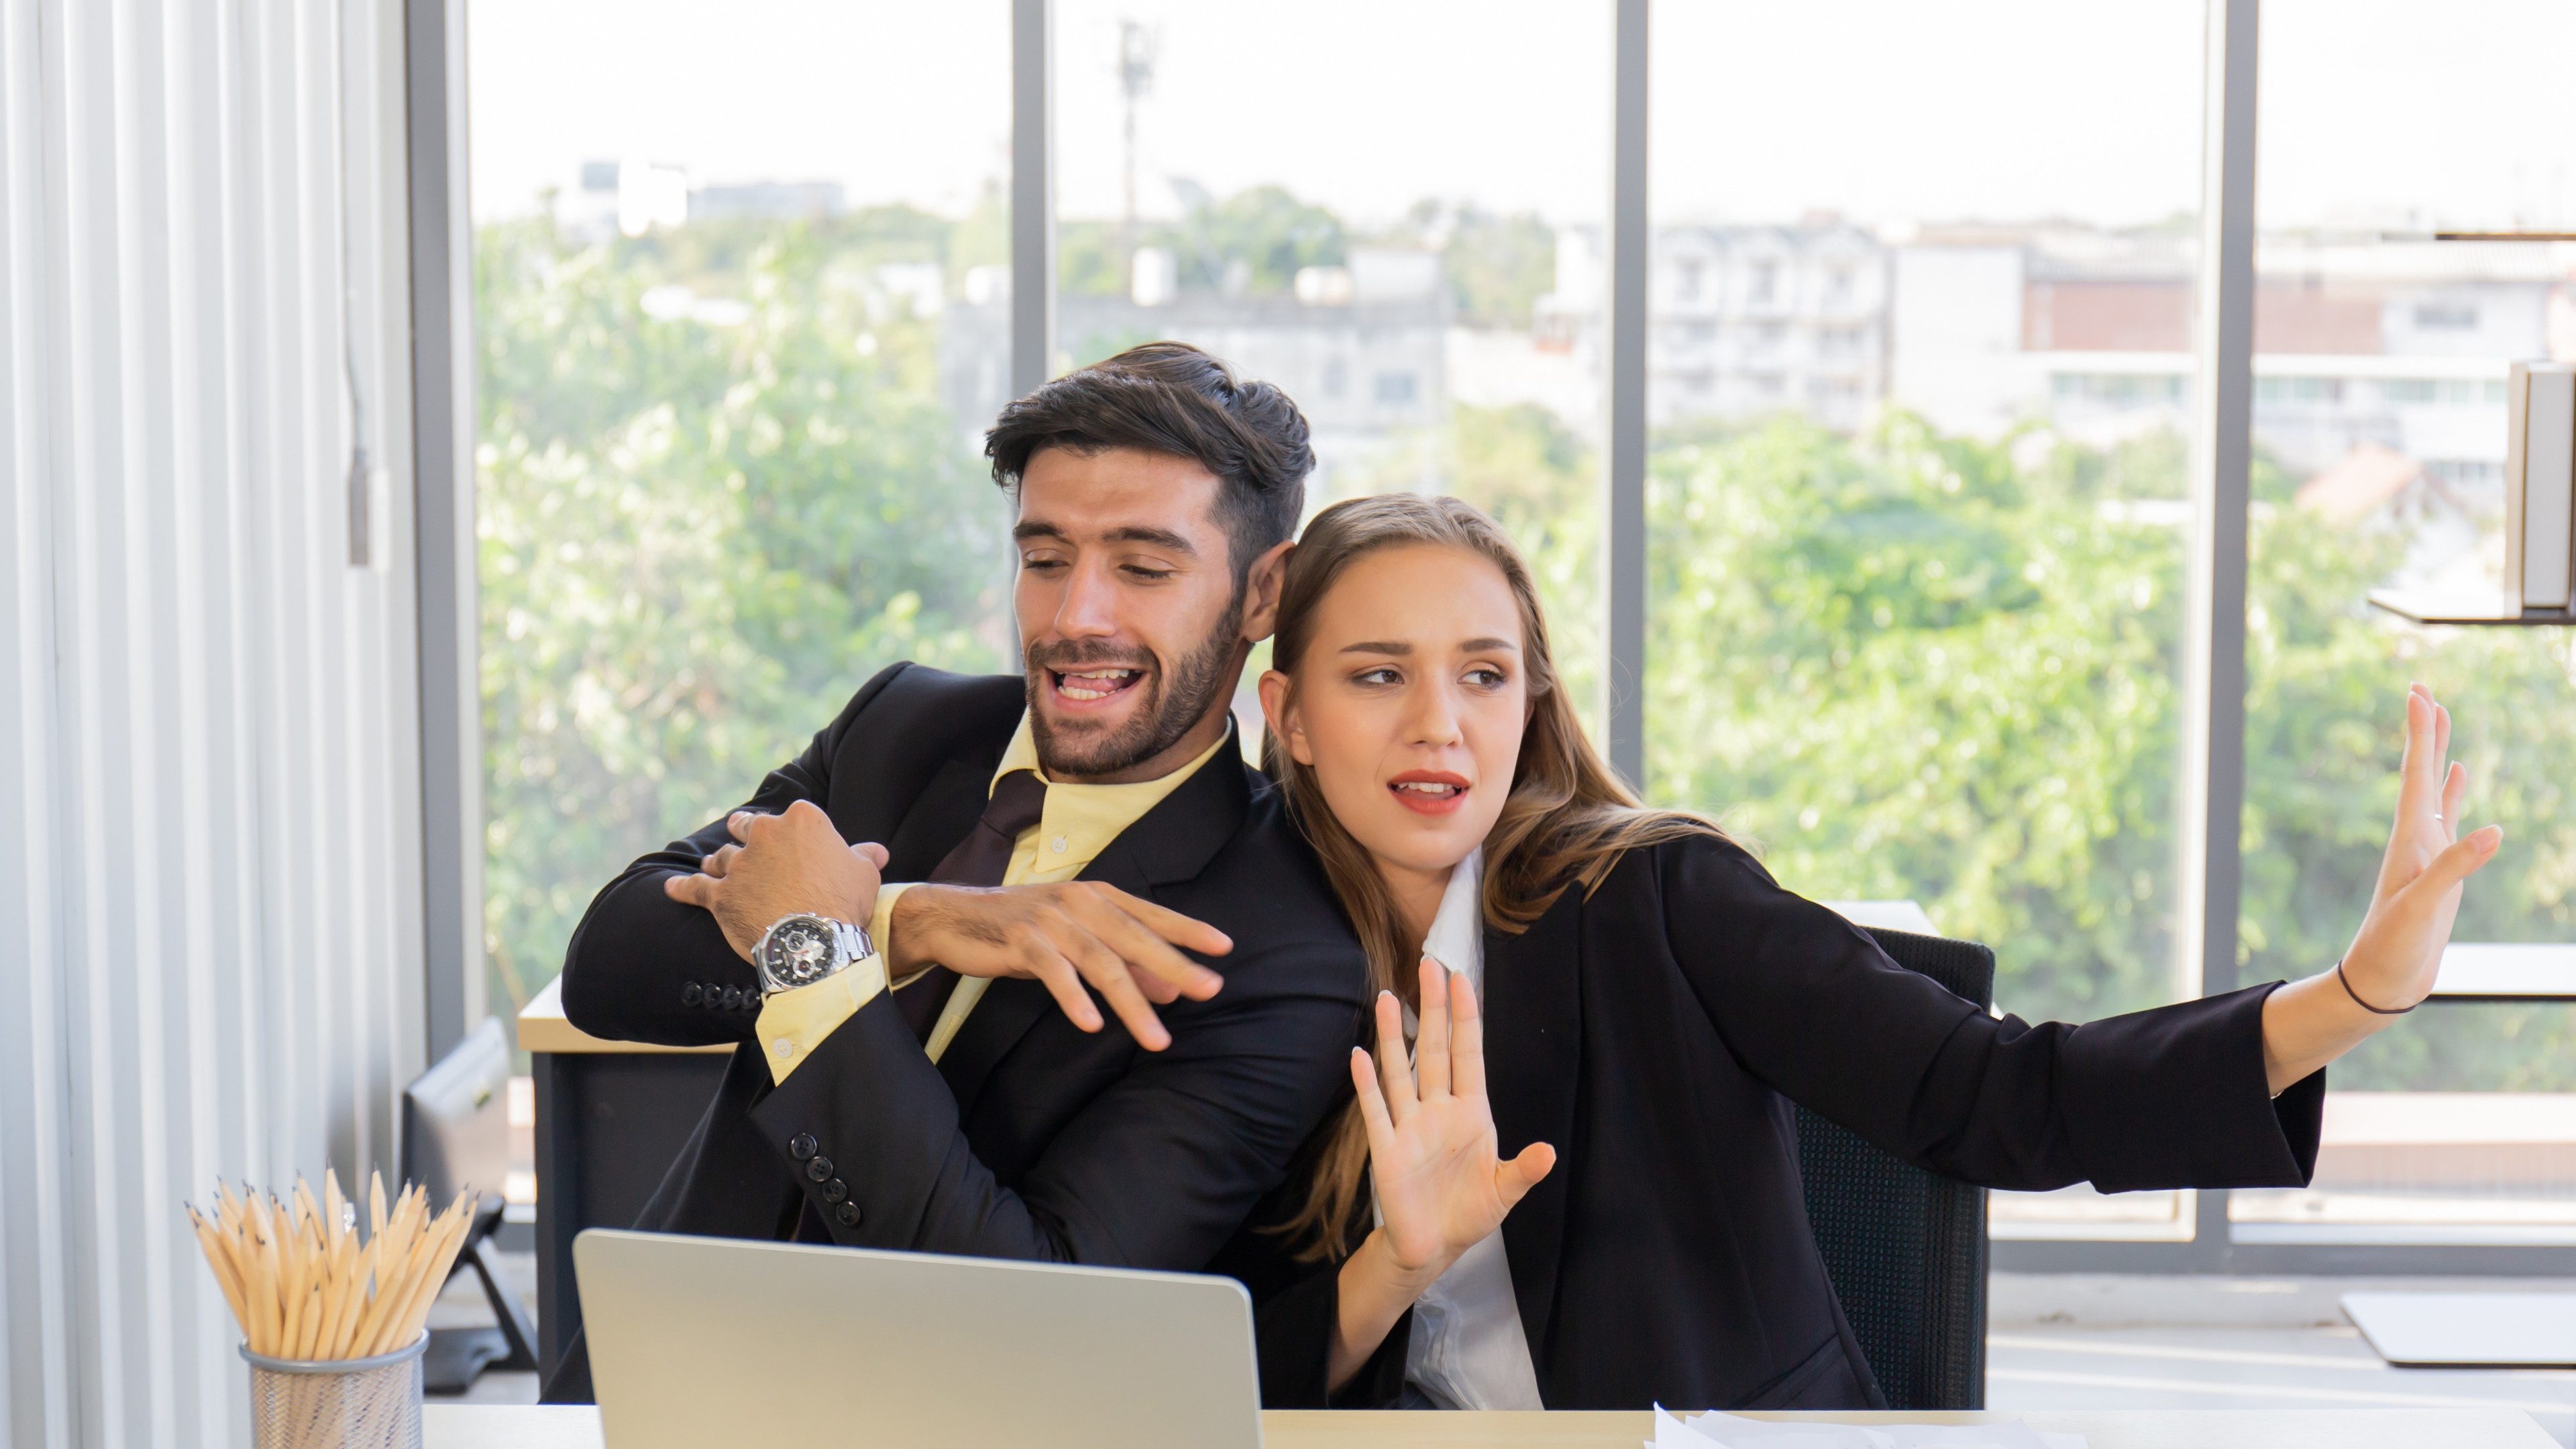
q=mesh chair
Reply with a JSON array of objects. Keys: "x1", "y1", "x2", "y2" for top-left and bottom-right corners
[{"x1": 1792, "y1": 926, "x2": 1994, "y2": 1411}]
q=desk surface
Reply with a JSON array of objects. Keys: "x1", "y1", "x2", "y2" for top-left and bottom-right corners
[{"x1": 423, "y1": 1404, "x2": 2556, "y2": 1448}]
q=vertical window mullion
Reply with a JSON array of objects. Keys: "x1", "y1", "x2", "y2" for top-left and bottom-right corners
[
  {"x1": 1012, "y1": 0, "x2": 1055, "y2": 398},
  {"x1": 2181, "y1": 0, "x2": 2261, "y2": 1260},
  {"x1": 1605, "y1": 0, "x2": 1649, "y2": 788}
]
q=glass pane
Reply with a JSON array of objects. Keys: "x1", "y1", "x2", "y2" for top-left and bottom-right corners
[
  {"x1": 2235, "y1": 0, "x2": 2576, "y2": 1242},
  {"x1": 1642, "y1": 0, "x2": 2209, "y2": 1238},
  {"x1": 469, "y1": 1, "x2": 1012, "y2": 1032},
  {"x1": 1034, "y1": 0, "x2": 1612, "y2": 740}
]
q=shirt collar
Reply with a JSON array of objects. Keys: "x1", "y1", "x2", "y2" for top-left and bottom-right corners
[{"x1": 989, "y1": 710, "x2": 1234, "y2": 796}]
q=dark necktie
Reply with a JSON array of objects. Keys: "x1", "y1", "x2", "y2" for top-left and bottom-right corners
[{"x1": 893, "y1": 769, "x2": 1049, "y2": 1043}]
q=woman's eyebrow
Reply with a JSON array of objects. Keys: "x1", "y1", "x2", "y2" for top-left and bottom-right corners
[
  {"x1": 1462, "y1": 637, "x2": 1519, "y2": 653},
  {"x1": 1339, "y1": 640, "x2": 1412, "y2": 655}
]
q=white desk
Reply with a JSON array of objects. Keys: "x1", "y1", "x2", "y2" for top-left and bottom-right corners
[{"x1": 423, "y1": 1403, "x2": 2558, "y2": 1448}]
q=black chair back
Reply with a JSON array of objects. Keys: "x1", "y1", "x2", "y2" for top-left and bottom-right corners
[{"x1": 1792, "y1": 926, "x2": 1993, "y2": 1411}]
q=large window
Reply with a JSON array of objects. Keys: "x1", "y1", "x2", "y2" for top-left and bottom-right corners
[
  {"x1": 469, "y1": 2, "x2": 1012, "y2": 1028},
  {"x1": 453, "y1": 0, "x2": 2576, "y2": 1269},
  {"x1": 1640, "y1": 0, "x2": 2210, "y2": 1241},
  {"x1": 1038, "y1": 0, "x2": 1613, "y2": 738},
  {"x1": 2229, "y1": 0, "x2": 2576, "y2": 1242}
]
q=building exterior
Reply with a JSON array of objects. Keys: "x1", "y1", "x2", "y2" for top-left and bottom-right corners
[
  {"x1": 941, "y1": 247, "x2": 1451, "y2": 501},
  {"x1": 1891, "y1": 227, "x2": 2575, "y2": 494},
  {"x1": 1546, "y1": 220, "x2": 1892, "y2": 433}
]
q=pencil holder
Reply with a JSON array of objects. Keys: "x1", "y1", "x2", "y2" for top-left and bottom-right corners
[{"x1": 241, "y1": 1334, "x2": 427, "y2": 1449}]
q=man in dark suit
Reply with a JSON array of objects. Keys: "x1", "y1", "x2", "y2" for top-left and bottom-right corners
[{"x1": 540, "y1": 343, "x2": 1366, "y2": 1402}]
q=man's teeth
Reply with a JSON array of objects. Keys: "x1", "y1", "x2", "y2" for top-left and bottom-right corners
[
  {"x1": 1057, "y1": 668, "x2": 1138, "y2": 701},
  {"x1": 1395, "y1": 781, "x2": 1461, "y2": 796}
]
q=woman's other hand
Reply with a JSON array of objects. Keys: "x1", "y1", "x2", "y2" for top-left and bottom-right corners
[
  {"x1": 1353, "y1": 956, "x2": 1556, "y2": 1282},
  {"x1": 2337, "y1": 684, "x2": 2504, "y2": 1013},
  {"x1": 2259, "y1": 684, "x2": 2504, "y2": 1093}
]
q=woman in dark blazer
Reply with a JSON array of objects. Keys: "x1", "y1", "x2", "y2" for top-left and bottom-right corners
[{"x1": 1224, "y1": 492, "x2": 2500, "y2": 1412}]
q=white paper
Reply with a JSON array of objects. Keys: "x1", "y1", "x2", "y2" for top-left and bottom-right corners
[{"x1": 1650, "y1": 1405, "x2": 2085, "y2": 1449}]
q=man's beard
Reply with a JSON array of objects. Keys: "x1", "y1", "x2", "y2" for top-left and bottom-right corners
[{"x1": 1025, "y1": 591, "x2": 1244, "y2": 780}]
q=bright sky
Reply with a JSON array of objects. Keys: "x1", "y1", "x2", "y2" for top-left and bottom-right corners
[{"x1": 468, "y1": 0, "x2": 2576, "y2": 232}]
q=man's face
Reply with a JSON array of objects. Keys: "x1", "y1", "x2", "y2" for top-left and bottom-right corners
[{"x1": 1013, "y1": 447, "x2": 1248, "y2": 783}]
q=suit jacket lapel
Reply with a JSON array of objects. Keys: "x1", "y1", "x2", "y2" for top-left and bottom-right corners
[
  {"x1": 932, "y1": 732, "x2": 1252, "y2": 1114},
  {"x1": 881, "y1": 753, "x2": 998, "y2": 880},
  {"x1": 1486, "y1": 886, "x2": 1583, "y2": 1386}
]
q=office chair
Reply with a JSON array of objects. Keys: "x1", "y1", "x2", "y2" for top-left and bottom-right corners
[
  {"x1": 1792, "y1": 926, "x2": 1994, "y2": 1411},
  {"x1": 405, "y1": 1016, "x2": 542, "y2": 1393}
]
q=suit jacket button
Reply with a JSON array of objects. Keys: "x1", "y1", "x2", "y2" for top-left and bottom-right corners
[
  {"x1": 835, "y1": 1201, "x2": 861, "y2": 1228},
  {"x1": 806, "y1": 1155, "x2": 835, "y2": 1183},
  {"x1": 788, "y1": 1134, "x2": 817, "y2": 1162},
  {"x1": 822, "y1": 1178, "x2": 848, "y2": 1204},
  {"x1": 680, "y1": 982, "x2": 703, "y2": 1006},
  {"x1": 722, "y1": 985, "x2": 744, "y2": 1010}
]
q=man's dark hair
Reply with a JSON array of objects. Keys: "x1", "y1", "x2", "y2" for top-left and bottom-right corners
[{"x1": 985, "y1": 341, "x2": 1313, "y2": 578}]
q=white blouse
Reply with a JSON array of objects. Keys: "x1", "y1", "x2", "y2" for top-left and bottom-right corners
[{"x1": 1391, "y1": 847, "x2": 1547, "y2": 1410}]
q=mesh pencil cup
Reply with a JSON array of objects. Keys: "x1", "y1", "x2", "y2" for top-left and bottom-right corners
[{"x1": 240, "y1": 1333, "x2": 427, "y2": 1449}]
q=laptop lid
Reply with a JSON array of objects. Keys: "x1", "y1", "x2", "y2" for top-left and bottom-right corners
[{"x1": 574, "y1": 1228, "x2": 1264, "y2": 1449}]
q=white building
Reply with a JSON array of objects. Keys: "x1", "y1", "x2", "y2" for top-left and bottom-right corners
[{"x1": 1547, "y1": 221, "x2": 1891, "y2": 433}]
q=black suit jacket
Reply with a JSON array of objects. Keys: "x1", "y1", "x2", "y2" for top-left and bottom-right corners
[
  {"x1": 1246, "y1": 833, "x2": 2324, "y2": 1411},
  {"x1": 543, "y1": 663, "x2": 1368, "y2": 1399}
]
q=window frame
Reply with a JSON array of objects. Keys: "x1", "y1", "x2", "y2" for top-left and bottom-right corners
[{"x1": 413, "y1": 0, "x2": 2572, "y2": 1275}]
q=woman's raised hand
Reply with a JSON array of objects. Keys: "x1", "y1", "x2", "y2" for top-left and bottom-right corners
[
  {"x1": 2337, "y1": 684, "x2": 2504, "y2": 1014},
  {"x1": 1352, "y1": 956, "x2": 1556, "y2": 1281}
]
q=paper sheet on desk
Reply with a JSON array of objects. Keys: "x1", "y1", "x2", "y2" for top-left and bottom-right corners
[{"x1": 1652, "y1": 1406, "x2": 2086, "y2": 1449}]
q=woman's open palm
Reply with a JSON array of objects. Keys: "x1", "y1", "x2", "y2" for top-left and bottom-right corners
[{"x1": 1352, "y1": 956, "x2": 1557, "y2": 1277}]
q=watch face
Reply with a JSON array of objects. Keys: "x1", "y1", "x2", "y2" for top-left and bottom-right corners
[{"x1": 765, "y1": 917, "x2": 837, "y2": 988}]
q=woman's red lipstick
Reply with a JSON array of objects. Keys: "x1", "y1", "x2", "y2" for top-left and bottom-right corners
[{"x1": 1387, "y1": 769, "x2": 1470, "y2": 816}]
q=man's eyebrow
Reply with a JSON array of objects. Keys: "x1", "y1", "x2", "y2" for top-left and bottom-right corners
[
  {"x1": 1009, "y1": 521, "x2": 1198, "y2": 556},
  {"x1": 1104, "y1": 525, "x2": 1197, "y2": 555}
]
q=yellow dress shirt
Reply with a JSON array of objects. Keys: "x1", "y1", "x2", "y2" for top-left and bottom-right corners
[{"x1": 754, "y1": 713, "x2": 1230, "y2": 1081}]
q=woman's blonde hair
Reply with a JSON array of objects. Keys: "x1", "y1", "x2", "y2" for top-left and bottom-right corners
[{"x1": 1262, "y1": 492, "x2": 1718, "y2": 1259}]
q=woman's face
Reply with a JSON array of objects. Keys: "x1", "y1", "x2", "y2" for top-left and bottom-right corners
[{"x1": 1262, "y1": 542, "x2": 1529, "y2": 885}]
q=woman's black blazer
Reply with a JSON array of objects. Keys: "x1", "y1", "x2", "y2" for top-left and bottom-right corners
[{"x1": 1233, "y1": 833, "x2": 2323, "y2": 1411}]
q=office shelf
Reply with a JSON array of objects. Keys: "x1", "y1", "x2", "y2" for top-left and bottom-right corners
[{"x1": 2368, "y1": 588, "x2": 2576, "y2": 627}]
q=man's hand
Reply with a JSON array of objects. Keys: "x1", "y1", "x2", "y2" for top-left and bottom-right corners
[
  {"x1": 663, "y1": 800, "x2": 889, "y2": 962},
  {"x1": 888, "y1": 883, "x2": 1230, "y2": 1051}
]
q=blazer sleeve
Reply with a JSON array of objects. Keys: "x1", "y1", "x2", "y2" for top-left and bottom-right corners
[
  {"x1": 1254, "y1": 1263, "x2": 1412, "y2": 1409},
  {"x1": 555, "y1": 663, "x2": 910, "y2": 1047},
  {"x1": 1658, "y1": 838, "x2": 2323, "y2": 1193},
  {"x1": 743, "y1": 931, "x2": 1366, "y2": 1272}
]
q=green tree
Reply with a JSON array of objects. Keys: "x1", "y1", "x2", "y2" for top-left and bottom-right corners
[{"x1": 475, "y1": 217, "x2": 1004, "y2": 1020}]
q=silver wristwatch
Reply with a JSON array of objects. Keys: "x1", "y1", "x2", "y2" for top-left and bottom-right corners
[{"x1": 751, "y1": 914, "x2": 876, "y2": 997}]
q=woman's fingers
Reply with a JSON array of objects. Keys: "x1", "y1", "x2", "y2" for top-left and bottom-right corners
[
  {"x1": 1374, "y1": 991, "x2": 1417, "y2": 1126},
  {"x1": 2396, "y1": 689, "x2": 2436, "y2": 822},
  {"x1": 1495, "y1": 1142, "x2": 1557, "y2": 1212},
  {"x1": 1415, "y1": 957, "x2": 1452, "y2": 1099},
  {"x1": 2440, "y1": 761, "x2": 2467, "y2": 842},
  {"x1": 1448, "y1": 966, "x2": 1487, "y2": 1102},
  {"x1": 2406, "y1": 825, "x2": 2504, "y2": 900},
  {"x1": 1350, "y1": 1049, "x2": 1399, "y2": 1157}
]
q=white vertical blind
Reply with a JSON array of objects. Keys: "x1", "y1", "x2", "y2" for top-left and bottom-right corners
[{"x1": 0, "y1": 0, "x2": 425, "y2": 1444}]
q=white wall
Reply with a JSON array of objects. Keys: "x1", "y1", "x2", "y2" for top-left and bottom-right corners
[
  {"x1": 0, "y1": 1, "x2": 426, "y2": 1445},
  {"x1": 1889, "y1": 245, "x2": 2035, "y2": 439}
]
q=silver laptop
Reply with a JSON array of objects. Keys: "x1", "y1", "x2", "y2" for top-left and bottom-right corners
[{"x1": 574, "y1": 1228, "x2": 1265, "y2": 1449}]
